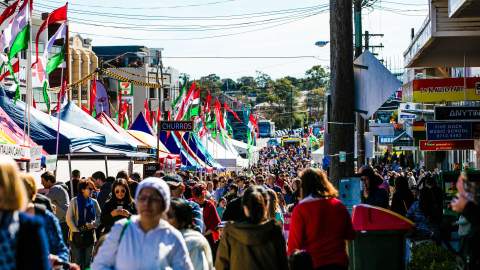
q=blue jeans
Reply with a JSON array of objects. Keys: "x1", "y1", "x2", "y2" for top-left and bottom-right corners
[{"x1": 71, "y1": 245, "x2": 93, "y2": 270}]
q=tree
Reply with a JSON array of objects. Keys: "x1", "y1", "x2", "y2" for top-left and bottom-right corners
[
  {"x1": 237, "y1": 76, "x2": 256, "y2": 96},
  {"x1": 198, "y1": 74, "x2": 222, "y2": 95},
  {"x1": 304, "y1": 65, "x2": 329, "y2": 90},
  {"x1": 221, "y1": 78, "x2": 237, "y2": 92}
]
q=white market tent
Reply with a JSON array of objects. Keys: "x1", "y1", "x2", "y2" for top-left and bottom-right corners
[
  {"x1": 312, "y1": 146, "x2": 324, "y2": 164},
  {"x1": 200, "y1": 135, "x2": 250, "y2": 169},
  {"x1": 228, "y1": 138, "x2": 259, "y2": 162}
]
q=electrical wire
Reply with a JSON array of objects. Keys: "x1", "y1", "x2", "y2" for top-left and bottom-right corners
[
  {"x1": 68, "y1": 10, "x2": 323, "y2": 41},
  {"x1": 38, "y1": 0, "x2": 237, "y2": 10},
  {"x1": 33, "y1": 8, "x2": 325, "y2": 32},
  {"x1": 35, "y1": 3, "x2": 327, "y2": 21}
]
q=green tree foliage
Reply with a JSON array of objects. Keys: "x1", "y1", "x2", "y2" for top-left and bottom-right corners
[{"x1": 181, "y1": 65, "x2": 329, "y2": 130}]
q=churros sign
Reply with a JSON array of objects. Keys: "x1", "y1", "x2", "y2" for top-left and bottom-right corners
[{"x1": 412, "y1": 77, "x2": 480, "y2": 103}]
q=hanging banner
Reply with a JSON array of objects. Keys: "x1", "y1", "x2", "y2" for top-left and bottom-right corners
[
  {"x1": 434, "y1": 106, "x2": 480, "y2": 121},
  {"x1": 420, "y1": 140, "x2": 474, "y2": 151},
  {"x1": 46, "y1": 155, "x2": 57, "y2": 171},
  {"x1": 118, "y1": 81, "x2": 133, "y2": 96},
  {"x1": 95, "y1": 80, "x2": 111, "y2": 116},
  {"x1": 412, "y1": 77, "x2": 480, "y2": 103},
  {"x1": 0, "y1": 144, "x2": 29, "y2": 160}
]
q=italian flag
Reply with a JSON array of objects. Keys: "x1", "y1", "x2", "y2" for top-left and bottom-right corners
[
  {"x1": 33, "y1": 23, "x2": 67, "y2": 112},
  {"x1": 247, "y1": 113, "x2": 258, "y2": 159},
  {"x1": 184, "y1": 87, "x2": 200, "y2": 120},
  {"x1": 172, "y1": 76, "x2": 187, "y2": 110},
  {"x1": 8, "y1": 0, "x2": 31, "y2": 102}
]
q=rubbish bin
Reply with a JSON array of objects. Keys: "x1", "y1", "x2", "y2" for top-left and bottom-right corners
[{"x1": 349, "y1": 204, "x2": 414, "y2": 270}]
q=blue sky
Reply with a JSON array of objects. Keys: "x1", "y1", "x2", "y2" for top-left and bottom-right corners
[{"x1": 36, "y1": 0, "x2": 428, "y2": 80}]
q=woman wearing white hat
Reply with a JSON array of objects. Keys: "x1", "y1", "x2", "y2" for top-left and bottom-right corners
[{"x1": 91, "y1": 177, "x2": 193, "y2": 270}]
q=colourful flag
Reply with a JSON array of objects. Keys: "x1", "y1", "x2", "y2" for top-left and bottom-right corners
[
  {"x1": 0, "y1": 1, "x2": 19, "y2": 30},
  {"x1": 223, "y1": 102, "x2": 242, "y2": 122},
  {"x1": 144, "y1": 99, "x2": 152, "y2": 126},
  {"x1": 34, "y1": 3, "x2": 67, "y2": 64},
  {"x1": 90, "y1": 79, "x2": 97, "y2": 117}
]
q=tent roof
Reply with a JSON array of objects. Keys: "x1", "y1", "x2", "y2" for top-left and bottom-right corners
[
  {"x1": 130, "y1": 112, "x2": 154, "y2": 135},
  {"x1": 0, "y1": 106, "x2": 38, "y2": 146},
  {"x1": 56, "y1": 102, "x2": 139, "y2": 151},
  {"x1": 127, "y1": 130, "x2": 169, "y2": 152},
  {"x1": 95, "y1": 112, "x2": 148, "y2": 148},
  {"x1": 0, "y1": 89, "x2": 106, "y2": 154}
]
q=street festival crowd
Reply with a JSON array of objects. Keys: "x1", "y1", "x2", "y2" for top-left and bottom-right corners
[{"x1": 0, "y1": 143, "x2": 480, "y2": 270}]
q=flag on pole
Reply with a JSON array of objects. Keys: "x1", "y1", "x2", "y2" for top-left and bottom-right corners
[
  {"x1": 144, "y1": 99, "x2": 152, "y2": 126},
  {"x1": 184, "y1": 87, "x2": 200, "y2": 120},
  {"x1": 90, "y1": 79, "x2": 97, "y2": 117},
  {"x1": 223, "y1": 102, "x2": 242, "y2": 122},
  {"x1": 213, "y1": 98, "x2": 225, "y2": 130},
  {"x1": 34, "y1": 3, "x2": 67, "y2": 64},
  {"x1": 0, "y1": 0, "x2": 19, "y2": 30},
  {"x1": 8, "y1": 0, "x2": 30, "y2": 59},
  {"x1": 175, "y1": 82, "x2": 196, "y2": 120},
  {"x1": 7, "y1": 0, "x2": 31, "y2": 102},
  {"x1": 172, "y1": 76, "x2": 187, "y2": 108}
]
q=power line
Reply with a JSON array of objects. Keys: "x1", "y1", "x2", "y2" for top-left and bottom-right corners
[
  {"x1": 33, "y1": 9, "x2": 324, "y2": 32},
  {"x1": 39, "y1": 0, "x2": 237, "y2": 10},
  {"x1": 35, "y1": 3, "x2": 327, "y2": 21},
  {"x1": 69, "y1": 11, "x2": 323, "y2": 41},
  {"x1": 98, "y1": 55, "x2": 321, "y2": 59}
]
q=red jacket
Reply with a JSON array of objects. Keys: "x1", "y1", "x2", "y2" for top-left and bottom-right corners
[
  {"x1": 200, "y1": 199, "x2": 221, "y2": 241},
  {"x1": 287, "y1": 196, "x2": 355, "y2": 268}
]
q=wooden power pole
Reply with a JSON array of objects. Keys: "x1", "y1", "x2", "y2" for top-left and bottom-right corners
[
  {"x1": 354, "y1": 0, "x2": 365, "y2": 168},
  {"x1": 328, "y1": 0, "x2": 355, "y2": 184}
]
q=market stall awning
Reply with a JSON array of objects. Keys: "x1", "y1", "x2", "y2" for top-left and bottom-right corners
[
  {"x1": 0, "y1": 88, "x2": 106, "y2": 154},
  {"x1": 56, "y1": 102, "x2": 140, "y2": 151}
]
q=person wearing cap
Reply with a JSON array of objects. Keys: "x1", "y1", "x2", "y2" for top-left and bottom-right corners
[
  {"x1": 356, "y1": 166, "x2": 389, "y2": 209},
  {"x1": 164, "y1": 174, "x2": 205, "y2": 233},
  {"x1": 91, "y1": 177, "x2": 193, "y2": 270}
]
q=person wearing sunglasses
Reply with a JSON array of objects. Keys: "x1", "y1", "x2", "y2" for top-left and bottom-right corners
[
  {"x1": 91, "y1": 177, "x2": 193, "y2": 270},
  {"x1": 66, "y1": 179, "x2": 102, "y2": 270},
  {"x1": 100, "y1": 179, "x2": 136, "y2": 234}
]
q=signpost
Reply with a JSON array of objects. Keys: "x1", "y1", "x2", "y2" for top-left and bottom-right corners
[
  {"x1": 420, "y1": 140, "x2": 474, "y2": 151},
  {"x1": 435, "y1": 106, "x2": 480, "y2": 121},
  {"x1": 160, "y1": 121, "x2": 194, "y2": 131}
]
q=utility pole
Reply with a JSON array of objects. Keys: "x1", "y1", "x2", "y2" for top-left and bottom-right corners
[
  {"x1": 328, "y1": 0, "x2": 355, "y2": 184},
  {"x1": 354, "y1": 0, "x2": 365, "y2": 169},
  {"x1": 156, "y1": 50, "x2": 164, "y2": 163}
]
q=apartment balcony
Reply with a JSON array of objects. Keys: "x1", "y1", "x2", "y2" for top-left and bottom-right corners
[{"x1": 404, "y1": 0, "x2": 480, "y2": 68}]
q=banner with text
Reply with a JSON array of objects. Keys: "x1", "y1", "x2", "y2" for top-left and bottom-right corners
[{"x1": 412, "y1": 77, "x2": 480, "y2": 103}]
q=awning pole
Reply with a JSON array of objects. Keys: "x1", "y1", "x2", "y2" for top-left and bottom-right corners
[
  {"x1": 68, "y1": 154, "x2": 73, "y2": 198},
  {"x1": 105, "y1": 156, "x2": 109, "y2": 177}
]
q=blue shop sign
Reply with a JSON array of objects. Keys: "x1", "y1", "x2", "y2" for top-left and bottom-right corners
[{"x1": 426, "y1": 122, "x2": 472, "y2": 140}]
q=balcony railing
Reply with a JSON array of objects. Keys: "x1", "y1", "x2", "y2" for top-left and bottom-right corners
[{"x1": 403, "y1": 16, "x2": 432, "y2": 66}]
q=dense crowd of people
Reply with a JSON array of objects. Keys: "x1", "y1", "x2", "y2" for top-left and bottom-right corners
[{"x1": 0, "y1": 143, "x2": 479, "y2": 269}]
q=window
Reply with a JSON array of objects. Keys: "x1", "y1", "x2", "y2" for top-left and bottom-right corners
[{"x1": 149, "y1": 88, "x2": 157, "y2": 99}]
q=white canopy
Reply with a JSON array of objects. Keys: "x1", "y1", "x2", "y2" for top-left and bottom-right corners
[{"x1": 200, "y1": 136, "x2": 249, "y2": 169}]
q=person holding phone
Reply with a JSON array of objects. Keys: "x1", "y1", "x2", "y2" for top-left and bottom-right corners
[{"x1": 100, "y1": 179, "x2": 136, "y2": 234}]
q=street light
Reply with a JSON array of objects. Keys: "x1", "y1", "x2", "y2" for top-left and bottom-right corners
[{"x1": 315, "y1": 41, "x2": 329, "y2": 47}]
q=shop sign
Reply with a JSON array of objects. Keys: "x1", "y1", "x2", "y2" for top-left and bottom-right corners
[
  {"x1": 412, "y1": 77, "x2": 480, "y2": 103},
  {"x1": 369, "y1": 123, "x2": 394, "y2": 136},
  {"x1": 426, "y1": 122, "x2": 472, "y2": 140},
  {"x1": 379, "y1": 135, "x2": 395, "y2": 145},
  {"x1": 118, "y1": 81, "x2": 133, "y2": 96},
  {"x1": 394, "y1": 146, "x2": 417, "y2": 151},
  {"x1": 160, "y1": 121, "x2": 194, "y2": 131},
  {"x1": 419, "y1": 140, "x2": 474, "y2": 151},
  {"x1": 376, "y1": 110, "x2": 394, "y2": 123},
  {"x1": 0, "y1": 144, "x2": 28, "y2": 159},
  {"x1": 434, "y1": 106, "x2": 480, "y2": 121},
  {"x1": 143, "y1": 163, "x2": 160, "y2": 178},
  {"x1": 393, "y1": 132, "x2": 414, "y2": 147},
  {"x1": 46, "y1": 155, "x2": 57, "y2": 171}
]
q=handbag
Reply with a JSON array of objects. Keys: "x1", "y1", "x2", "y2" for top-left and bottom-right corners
[{"x1": 71, "y1": 228, "x2": 95, "y2": 248}]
